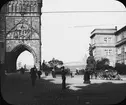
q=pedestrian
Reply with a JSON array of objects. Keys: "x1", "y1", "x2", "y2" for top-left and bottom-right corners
[
  {"x1": 61, "y1": 66, "x2": 66, "y2": 90},
  {"x1": 94, "y1": 71, "x2": 97, "y2": 79},
  {"x1": 52, "y1": 68, "x2": 56, "y2": 78},
  {"x1": 30, "y1": 65, "x2": 37, "y2": 87},
  {"x1": 76, "y1": 68, "x2": 79, "y2": 75},
  {"x1": 70, "y1": 71, "x2": 74, "y2": 78},
  {"x1": 37, "y1": 70, "x2": 42, "y2": 79},
  {"x1": 20, "y1": 67, "x2": 24, "y2": 74}
]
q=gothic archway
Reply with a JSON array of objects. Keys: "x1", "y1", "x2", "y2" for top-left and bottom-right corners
[{"x1": 6, "y1": 44, "x2": 37, "y2": 72}]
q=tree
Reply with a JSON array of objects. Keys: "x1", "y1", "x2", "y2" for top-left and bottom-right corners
[
  {"x1": 96, "y1": 58, "x2": 110, "y2": 70},
  {"x1": 48, "y1": 58, "x2": 64, "y2": 68}
]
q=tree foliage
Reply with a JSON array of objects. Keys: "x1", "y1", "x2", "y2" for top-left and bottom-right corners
[
  {"x1": 48, "y1": 58, "x2": 64, "y2": 68},
  {"x1": 96, "y1": 58, "x2": 110, "y2": 70}
]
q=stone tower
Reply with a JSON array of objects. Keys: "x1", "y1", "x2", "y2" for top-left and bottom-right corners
[{"x1": 0, "y1": 0, "x2": 42, "y2": 72}]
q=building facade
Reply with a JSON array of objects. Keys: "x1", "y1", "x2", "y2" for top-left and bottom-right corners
[
  {"x1": 0, "y1": 0, "x2": 42, "y2": 72},
  {"x1": 90, "y1": 28, "x2": 117, "y2": 67},
  {"x1": 0, "y1": 2, "x2": 6, "y2": 65},
  {"x1": 115, "y1": 26, "x2": 126, "y2": 64}
]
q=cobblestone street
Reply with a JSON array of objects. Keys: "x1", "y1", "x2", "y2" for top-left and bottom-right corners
[{"x1": 1, "y1": 72, "x2": 126, "y2": 105}]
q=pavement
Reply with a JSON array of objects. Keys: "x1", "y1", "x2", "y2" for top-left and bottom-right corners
[{"x1": 1, "y1": 72, "x2": 126, "y2": 105}]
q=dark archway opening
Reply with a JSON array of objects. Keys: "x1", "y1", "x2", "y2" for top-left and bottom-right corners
[{"x1": 6, "y1": 44, "x2": 36, "y2": 73}]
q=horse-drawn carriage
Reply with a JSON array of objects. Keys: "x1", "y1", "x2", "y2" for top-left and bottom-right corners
[
  {"x1": 87, "y1": 68, "x2": 122, "y2": 80},
  {"x1": 95, "y1": 70, "x2": 122, "y2": 80}
]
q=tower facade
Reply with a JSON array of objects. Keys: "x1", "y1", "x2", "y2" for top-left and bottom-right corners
[{"x1": 0, "y1": 0, "x2": 42, "y2": 72}]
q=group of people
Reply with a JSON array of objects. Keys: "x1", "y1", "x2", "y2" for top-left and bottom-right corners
[
  {"x1": 89, "y1": 69, "x2": 122, "y2": 80},
  {"x1": 29, "y1": 65, "x2": 67, "y2": 89}
]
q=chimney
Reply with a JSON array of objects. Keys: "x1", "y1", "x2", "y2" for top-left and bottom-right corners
[{"x1": 115, "y1": 26, "x2": 117, "y2": 30}]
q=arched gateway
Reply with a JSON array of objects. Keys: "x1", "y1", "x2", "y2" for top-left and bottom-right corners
[{"x1": 1, "y1": 0, "x2": 42, "y2": 72}]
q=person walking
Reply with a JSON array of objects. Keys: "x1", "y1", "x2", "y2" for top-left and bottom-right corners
[
  {"x1": 61, "y1": 66, "x2": 66, "y2": 90},
  {"x1": 37, "y1": 70, "x2": 42, "y2": 79},
  {"x1": 30, "y1": 65, "x2": 37, "y2": 87},
  {"x1": 20, "y1": 67, "x2": 24, "y2": 74},
  {"x1": 52, "y1": 67, "x2": 56, "y2": 78}
]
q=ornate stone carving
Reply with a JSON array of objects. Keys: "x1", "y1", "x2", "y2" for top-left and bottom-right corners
[
  {"x1": 8, "y1": 0, "x2": 38, "y2": 13},
  {"x1": 6, "y1": 17, "x2": 39, "y2": 40}
]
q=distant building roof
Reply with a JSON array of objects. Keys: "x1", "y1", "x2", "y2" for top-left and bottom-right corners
[{"x1": 90, "y1": 28, "x2": 117, "y2": 38}]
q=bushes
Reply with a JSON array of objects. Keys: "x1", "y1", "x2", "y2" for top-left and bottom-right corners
[
  {"x1": 115, "y1": 63, "x2": 126, "y2": 75},
  {"x1": 96, "y1": 58, "x2": 110, "y2": 71}
]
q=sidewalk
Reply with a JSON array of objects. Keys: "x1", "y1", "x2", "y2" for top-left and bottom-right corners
[{"x1": 1, "y1": 72, "x2": 126, "y2": 105}]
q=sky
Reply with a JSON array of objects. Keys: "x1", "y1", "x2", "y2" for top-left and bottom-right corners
[
  {"x1": 41, "y1": 0, "x2": 126, "y2": 63},
  {"x1": 18, "y1": 0, "x2": 126, "y2": 66},
  {"x1": 17, "y1": 51, "x2": 34, "y2": 68}
]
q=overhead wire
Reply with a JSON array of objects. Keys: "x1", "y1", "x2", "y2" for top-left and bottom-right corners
[
  {"x1": 73, "y1": 23, "x2": 126, "y2": 28},
  {"x1": 42, "y1": 10, "x2": 126, "y2": 14},
  {"x1": 41, "y1": 10, "x2": 126, "y2": 28}
]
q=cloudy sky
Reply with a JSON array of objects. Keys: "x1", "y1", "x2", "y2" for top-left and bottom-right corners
[{"x1": 18, "y1": 0, "x2": 126, "y2": 66}]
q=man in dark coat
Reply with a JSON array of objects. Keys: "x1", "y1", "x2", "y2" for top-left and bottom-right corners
[
  {"x1": 20, "y1": 67, "x2": 24, "y2": 74},
  {"x1": 61, "y1": 66, "x2": 66, "y2": 89},
  {"x1": 37, "y1": 70, "x2": 42, "y2": 79},
  {"x1": 30, "y1": 65, "x2": 37, "y2": 87}
]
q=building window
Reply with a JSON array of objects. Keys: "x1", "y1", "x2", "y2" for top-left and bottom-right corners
[
  {"x1": 105, "y1": 49, "x2": 111, "y2": 55},
  {"x1": 104, "y1": 37, "x2": 107, "y2": 43},
  {"x1": 104, "y1": 37, "x2": 112, "y2": 43},
  {"x1": 117, "y1": 47, "x2": 121, "y2": 54},
  {"x1": 105, "y1": 49, "x2": 107, "y2": 55},
  {"x1": 108, "y1": 49, "x2": 112, "y2": 55},
  {"x1": 108, "y1": 37, "x2": 111, "y2": 43}
]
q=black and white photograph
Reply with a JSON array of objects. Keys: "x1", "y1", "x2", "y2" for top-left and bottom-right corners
[{"x1": 0, "y1": 0, "x2": 126, "y2": 105}]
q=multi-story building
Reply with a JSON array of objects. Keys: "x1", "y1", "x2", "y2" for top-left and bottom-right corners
[
  {"x1": 90, "y1": 28, "x2": 117, "y2": 66},
  {"x1": 115, "y1": 26, "x2": 126, "y2": 64}
]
